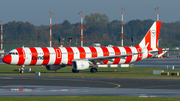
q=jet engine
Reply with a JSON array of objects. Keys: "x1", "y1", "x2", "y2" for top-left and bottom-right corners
[
  {"x1": 46, "y1": 65, "x2": 66, "y2": 71},
  {"x1": 72, "y1": 61, "x2": 89, "y2": 70}
]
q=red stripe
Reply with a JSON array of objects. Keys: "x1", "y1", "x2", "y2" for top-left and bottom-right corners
[
  {"x1": 112, "y1": 47, "x2": 121, "y2": 64},
  {"x1": 17, "y1": 48, "x2": 25, "y2": 65},
  {"x1": 41, "y1": 47, "x2": 50, "y2": 65},
  {"x1": 89, "y1": 47, "x2": 97, "y2": 57},
  {"x1": 53, "y1": 47, "x2": 62, "y2": 65},
  {"x1": 145, "y1": 30, "x2": 151, "y2": 49},
  {"x1": 101, "y1": 47, "x2": 109, "y2": 64},
  {"x1": 77, "y1": 47, "x2": 86, "y2": 59},
  {"x1": 29, "y1": 47, "x2": 38, "y2": 65},
  {"x1": 124, "y1": 47, "x2": 132, "y2": 63},
  {"x1": 135, "y1": 45, "x2": 143, "y2": 61},
  {"x1": 156, "y1": 21, "x2": 161, "y2": 47},
  {"x1": 65, "y1": 47, "x2": 74, "y2": 65},
  {"x1": 158, "y1": 48, "x2": 163, "y2": 54}
]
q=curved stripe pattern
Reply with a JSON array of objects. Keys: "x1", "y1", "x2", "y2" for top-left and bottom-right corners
[{"x1": 12, "y1": 46, "x2": 153, "y2": 66}]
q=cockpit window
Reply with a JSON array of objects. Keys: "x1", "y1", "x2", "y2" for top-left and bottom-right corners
[{"x1": 9, "y1": 52, "x2": 18, "y2": 55}]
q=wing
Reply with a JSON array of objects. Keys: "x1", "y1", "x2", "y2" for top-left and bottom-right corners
[
  {"x1": 71, "y1": 44, "x2": 148, "y2": 63},
  {"x1": 72, "y1": 52, "x2": 141, "y2": 63}
]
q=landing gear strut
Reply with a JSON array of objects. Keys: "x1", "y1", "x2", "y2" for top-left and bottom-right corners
[
  {"x1": 90, "y1": 68, "x2": 97, "y2": 73},
  {"x1": 20, "y1": 65, "x2": 24, "y2": 73},
  {"x1": 72, "y1": 68, "x2": 79, "y2": 73}
]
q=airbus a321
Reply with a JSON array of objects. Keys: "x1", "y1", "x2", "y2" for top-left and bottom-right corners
[{"x1": 3, "y1": 21, "x2": 163, "y2": 73}]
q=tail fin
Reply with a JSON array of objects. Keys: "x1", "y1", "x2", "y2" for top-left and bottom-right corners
[{"x1": 138, "y1": 21, "x2": 161, "y2": 49}]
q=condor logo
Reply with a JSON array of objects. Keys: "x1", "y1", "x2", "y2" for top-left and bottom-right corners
[
  {"x1": 32, "y1": 55, "x2": 50, "y2": 60},
  {"x1": 151, "y1": 30, "x2": 156, "y2": 37}
]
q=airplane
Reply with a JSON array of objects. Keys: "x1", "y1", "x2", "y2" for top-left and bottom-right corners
[{"x1": 2, "y1": 21, "x2": 163, "y2": 73}]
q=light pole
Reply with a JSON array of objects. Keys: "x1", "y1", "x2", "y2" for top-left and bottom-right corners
[
  {"x1": 121, "y1": 8, "x2": 125, "y2": 47},
  {"x1": 50, "y1": 12, "x2": 54, "y2": 47},
  {"x1": 78, "y1": 11, "x2": 83, "y2": 47},
  {"x1": 154, "y1": 7, "x2": 159, "y2": 21}
]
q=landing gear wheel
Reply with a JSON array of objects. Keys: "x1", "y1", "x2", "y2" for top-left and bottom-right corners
[
  {"x1": 72, "y1": 69, "x2": 79, "y2": 73},
  {"x1": 20, "y1": 65, "x2": 24, "y2": 73},
  {"x1": 90, "y1": 68, "x2": 97, "y2": 73}
]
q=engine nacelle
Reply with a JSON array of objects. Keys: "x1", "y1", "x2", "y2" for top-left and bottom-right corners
[
  {"x1": 72, "y1": 61, "x2": 89, "y2": 70},
  {"x1": 46, "y1": 65, "x2": 66, "y2": 71}
]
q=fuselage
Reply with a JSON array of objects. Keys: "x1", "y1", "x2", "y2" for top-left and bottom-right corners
[{"x1": 2, "y1": 46, "x2": 162, "y2": 66}]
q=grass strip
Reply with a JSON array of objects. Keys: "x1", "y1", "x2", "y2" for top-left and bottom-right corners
[{"x1": 0, "y1": 96, "x2": 180, "y2": 101}]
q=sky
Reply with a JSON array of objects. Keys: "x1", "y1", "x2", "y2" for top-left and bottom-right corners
[{"x1": 0, "y1": 0, "x2": 180, "y2": 26}]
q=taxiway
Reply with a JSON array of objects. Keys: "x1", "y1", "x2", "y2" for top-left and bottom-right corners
[{"x1": 0, "y1": 76, "x2": 180, "y2": 97}]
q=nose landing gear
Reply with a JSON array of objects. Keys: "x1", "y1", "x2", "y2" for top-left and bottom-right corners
[{"x1": 20, "y1": 65, "x2": 25, "y2": 73}]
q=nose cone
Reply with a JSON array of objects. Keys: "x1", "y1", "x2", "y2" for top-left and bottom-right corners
[{"x1": 2, "y1": 55, "x2": 12, "y2": 64}]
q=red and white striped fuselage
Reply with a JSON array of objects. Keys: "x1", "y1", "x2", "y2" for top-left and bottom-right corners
[{"x1": 4, "y1": 46, "x2": 161, "y2": 66}]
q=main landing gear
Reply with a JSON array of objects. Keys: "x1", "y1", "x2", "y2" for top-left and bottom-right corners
[
  {"x1": 72, "y1": 67, "x2": 98, "y2": 73},
  {"x1": 90, "y1": 68, "x2": 97, "y2": 73},
  {"x1": 72, "y1": 68, "x2": 79, "y2": 73}
]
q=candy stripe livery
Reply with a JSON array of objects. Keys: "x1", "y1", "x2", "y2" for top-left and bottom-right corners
[
  {"x1": 3, "y1": 21, "x2": 163, "y2": 73},
  {"x1": 2, "y1": 46, "x2": 158, "y2": 65}
]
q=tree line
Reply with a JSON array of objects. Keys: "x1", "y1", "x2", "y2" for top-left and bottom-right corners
[{"x1": 2, "y1": 13, "x2": 180, "y2": 47}]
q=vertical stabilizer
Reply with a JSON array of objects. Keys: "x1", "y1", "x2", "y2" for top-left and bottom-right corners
[{"x1": 138, "y1": 21, "x2": 161, "y2": 49}]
